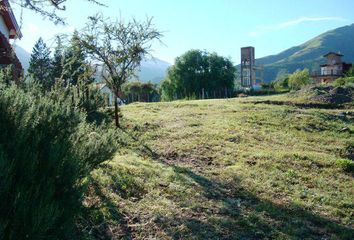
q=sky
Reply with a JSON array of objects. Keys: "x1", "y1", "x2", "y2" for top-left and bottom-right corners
[{"x1": 11, "y1": 0, "x2": 354, "y2": 64}]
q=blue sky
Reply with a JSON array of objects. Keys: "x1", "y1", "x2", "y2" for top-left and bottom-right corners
[{"x1": 12, "y1": 0, "x2": 354, "y2": 64}]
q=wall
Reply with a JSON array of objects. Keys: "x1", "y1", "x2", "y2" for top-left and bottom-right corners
[
  {"x1": 100, "y1": 86, "x2": 113, "y2": 106},
  {"x1": 326, "y1": 54, "x2": 343, "y2": 65},
  {"x1": 0, "y1": 16, "x2": 9, "y2": 39}
]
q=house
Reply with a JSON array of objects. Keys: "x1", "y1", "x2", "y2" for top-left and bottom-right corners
[
  {"x1": 0, "y1": 0, "x2": 22, "y2": 83},
  {"x1": 312, "y1": 52, "x2": 352, "y2": 84},
  {"x1": 97, "y1": 83, "x2": 114, "y2": 106},
  {"x1": 96, "y1": 83, "x2": 125, "y2": 106}
]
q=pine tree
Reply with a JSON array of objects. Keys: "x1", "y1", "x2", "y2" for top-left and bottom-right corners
[
  {"x1": 62, "y1": 30, "x2": 88, "y2": 86},
  {"x1": 51, "y1": 36, "x2": 64, "y2": 80},
  {"x1": 28, "y1": 37, "x2": 53, "y2": 90}
]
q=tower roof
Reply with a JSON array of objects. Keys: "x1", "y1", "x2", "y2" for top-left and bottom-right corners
[{"x1": 323, "y1": 52, "x2": 343, "y2": 57}]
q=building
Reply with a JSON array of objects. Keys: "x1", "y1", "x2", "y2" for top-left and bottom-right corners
[
  {"x1": 312, "y1": 52, "x2": 352, "y2": 84},
  {"x1": 96, "y1": 83, "x2": 125, "y2": 106},
  {"x1": 97, "y1": 83, "x2": 115, "y2": 106},
  {"x1": 0, "y1": 0, "x2": 23, "y2": 83},
  {"x1": 240, "y1": 46, "x2": 263, "y2": 88}
]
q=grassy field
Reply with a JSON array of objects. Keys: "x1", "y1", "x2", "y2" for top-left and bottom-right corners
[{"x1": 81, "y1": 94, "x2": 354, "y2": 239}]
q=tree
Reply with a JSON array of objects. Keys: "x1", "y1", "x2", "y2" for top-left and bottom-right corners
[
  {"x1": 122, "y1": 81, "x2": 159, "y2": 103},
  {"x1": 9, "y1": 0, "x2": 104, "y2": 24},
  {"x1": 160, "y1": 50, "x2": 236, "y2": 100},
  {"x1": 62, "y1": 31, "x2": 90, "y2": 86},
  {"x1": 51, "y1": 36, "x2": 64, "y2": 80},
  {"x1": 28, "y1": 37, "x2": 53, "y2": 90},
  {"x1": 288, "y1": 69, "x2": 311, "y2": 90},
  {"x1": 79, "y1": 14, "x2": 162, "y2": 127}
]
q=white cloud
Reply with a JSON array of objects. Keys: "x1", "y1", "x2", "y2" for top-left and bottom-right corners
[{"x1": 248, "y1": 16, "x2": 347, "y2": 37}]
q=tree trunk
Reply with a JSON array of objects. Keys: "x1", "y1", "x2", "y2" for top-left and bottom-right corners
[
  {"x1": 85, "y1": 86, "x2": 89, "y2": 101},
  {"x1": 114, "y1": 95, "x2": 120, "y2": 128}
]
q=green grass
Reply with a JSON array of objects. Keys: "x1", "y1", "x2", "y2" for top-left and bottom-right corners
[{"x1": 81, "y1": 94, "x2": 354, "y2": 239}]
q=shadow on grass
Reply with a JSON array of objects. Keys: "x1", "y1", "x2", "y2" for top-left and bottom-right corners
[
  {"x1": 120, "y1": 126, "x2": 354, "y2": 239},
  {"x1": 248, "y1": 100, "x2": 348, "y2": 109},
  {"x1": 166, "y1": 167, "x2": 353, "y2": 239},
  {"x1": 79, "y1": 178, "x2": 133, "y2": 240}
]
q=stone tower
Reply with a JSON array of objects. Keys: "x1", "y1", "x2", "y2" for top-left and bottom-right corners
[{"x1": 241, "y1": 47, "x2": 256, "y2": 87}]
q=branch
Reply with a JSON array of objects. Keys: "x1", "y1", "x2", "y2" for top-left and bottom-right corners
[{"x1": 10, "y1": 0, "x2": 106, "y2": 24}]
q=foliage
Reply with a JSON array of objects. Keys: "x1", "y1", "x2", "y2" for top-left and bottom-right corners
[
  {"x1": 273, "y1": 69, "x2": 289, "y2": 91},
  {"x1": 288, "y1": 69, "x2": 311, "y2": 90},
  {"x1": 0, "y1": 65, "x2": 15, "y2": 87},
  {"x1": 122, "y1": 81, "x2": 159, "y2": 102},
  {"x1": 161, "y1": 50, "x2": 236, "y2": 101},
  {"x1": 345, "y1": 66, "x2": 354, "y2": 77},
  {"x1": 28, "y1": 37, "x2": 53, "y2": 90},
  {"x1": 51, "y1": 36, "x2": 65, "y2": 80},
  {"x1": 336, "y1": 159, "x2": 354, "y2": 173},
  {"x1": 50, "y1": 79, "x2": 106, "y2": 117},
  {"x1": 160, "y1": 78, "x2": 175, "y2": 101},
  {"x1": 79, "y1": 13, "x2": 162, "y2": 127},
  {"x1": 62, "y1": 31, "x2": 94, "y2": 87},
  {"x1": 261, "y1": 82, "x2": 275, "y2": 90},
  {"x1": 0, "y1": 81, "x2": 116, "y2": 239},
  {"x1": 332, "y1": 77, "x2": 354, "y2": 87},
  {"x1": 9, "y1": 0, "x2": 104, "y2": 24}
]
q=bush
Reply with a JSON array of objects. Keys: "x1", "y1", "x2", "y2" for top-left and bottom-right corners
[
  {"x1": 0, "y1": 83, "x2": 116, "y2": 239},
  {"x1": 332, "y1": 77, "x2": 354, "y2": 87},
  {"x1": 288, "y1": 69, "x2": 311, "y2": 90},
  {"x1": 273, "y1": 70, "x2": 289, "y2": 91},
  {"x1": 336, "y1": 159, "x2": 354, "y2": 173},
  {"x1": 50, "y1": 80, "x2": 106, "y2": 119}
]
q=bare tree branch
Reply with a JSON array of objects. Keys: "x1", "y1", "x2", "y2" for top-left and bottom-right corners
[
  {"x1": 78, "y1": 13, "x2": 163, "y2": 127},
  {"x1": 8, "y1": 0, "x2": 105, "y2": 24}
]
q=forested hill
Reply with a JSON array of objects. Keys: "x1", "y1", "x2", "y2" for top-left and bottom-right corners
[{"x1": 256, "y1": 23, "x2": 354, "y2": 82}]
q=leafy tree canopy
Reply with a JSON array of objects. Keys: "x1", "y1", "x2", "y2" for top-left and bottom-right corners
[{"x1": 161, "y1": 49, "x2": 236, "y2": 100}]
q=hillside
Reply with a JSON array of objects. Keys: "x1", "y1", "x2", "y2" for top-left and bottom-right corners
[
  {"x1": 256, "y1": 23, "x2": 354, "y2": 82},
  {"x1": 138, "y1": 58, "x2": 170, "y2": 83},
  {"x1": 80, "y1": 95, "x2": 354, "y2": 239}
]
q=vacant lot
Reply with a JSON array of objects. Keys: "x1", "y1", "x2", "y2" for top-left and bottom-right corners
[{"x1": 81, "y1": 95, "x2": 354, "y2": 239}]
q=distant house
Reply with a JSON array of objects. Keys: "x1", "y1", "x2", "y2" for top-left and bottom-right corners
[
  {"x1": 96, "y1": 83, "x2": 125, "y2": 106},
  {"x1": 97, "y1": 83, "x2": 114, "y2": 106},
  {"x1": 312, "y1": 52, "x2": 352, "y2": 84},
  {"x1": 0, "y1": 0, "x2": 23, "y2": 82}
]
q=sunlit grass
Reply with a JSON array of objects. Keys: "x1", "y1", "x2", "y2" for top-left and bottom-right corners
[{"x1": 83, "y1": 94, "x2": 354, "y2": 239}]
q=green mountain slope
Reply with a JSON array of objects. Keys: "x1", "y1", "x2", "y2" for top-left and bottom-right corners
[{"x1": 256, "y1": 23, "x2": 354, "y2": 82}]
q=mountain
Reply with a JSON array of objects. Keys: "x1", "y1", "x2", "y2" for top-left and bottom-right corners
[
  {"x1": 138, "y1": 58, "x2": 170, "y2": 83},
  {"x1": 255, "y1": 23, "x2": 354, "y2": 82},
  {"x1": 15, "y1": 45, "x2": 31, "y2": 71},
  {"x1": 15, "y1": 46, "x2": 170, "y2": 83}
]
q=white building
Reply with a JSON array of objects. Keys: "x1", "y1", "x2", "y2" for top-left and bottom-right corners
[
  {"x1": 96, "y1": 83, "x2": 125, "y2": 106},
  {"x1": 0, "y1": 0, "x2": 22, "y2": 82}
]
